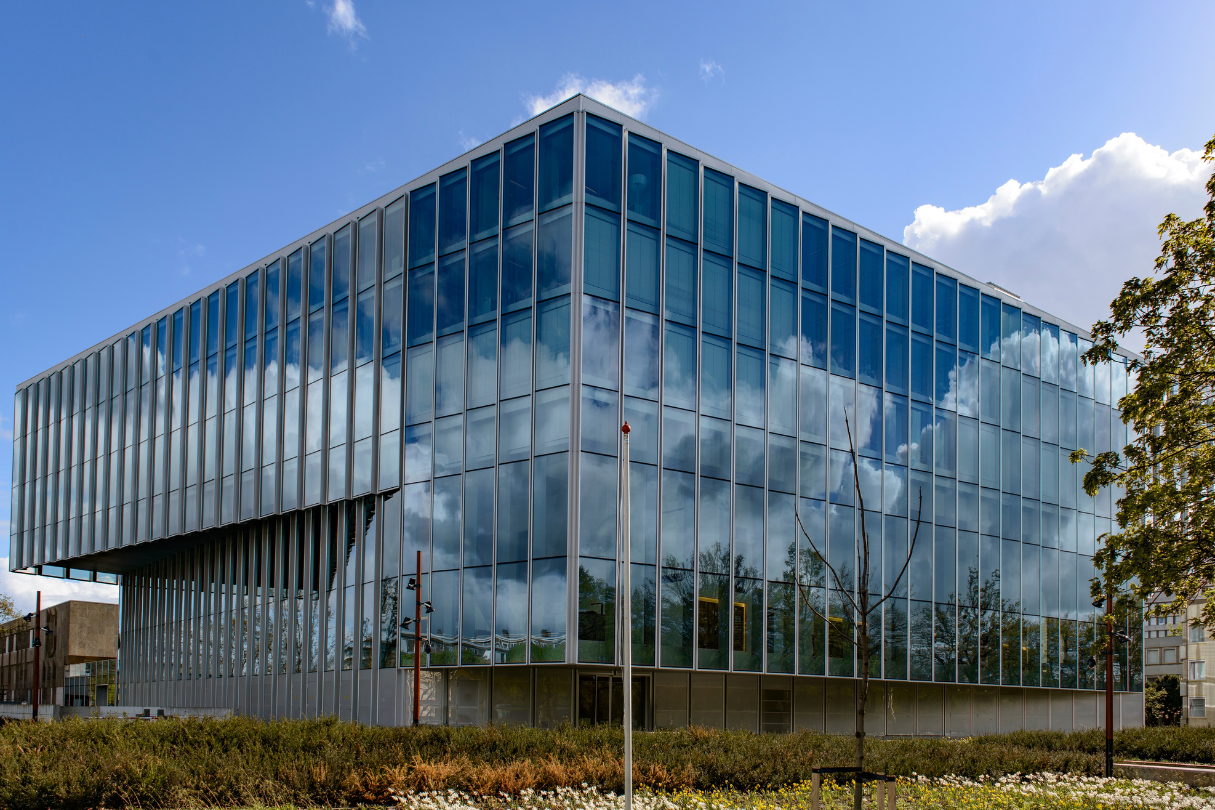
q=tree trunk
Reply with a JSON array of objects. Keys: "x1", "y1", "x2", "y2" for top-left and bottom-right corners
[{"x1": 855, "y1": 609, "x2": 869, "y2": 810}]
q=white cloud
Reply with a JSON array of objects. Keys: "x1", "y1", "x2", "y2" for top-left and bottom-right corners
[
  {"x1": 177, "y1": 240, "x2": 205, "y2": 278},
  {"x1": 699, "y1": 59, "x2": 724, "y2": 83},
  {"x1": 904, "y1": 133, "x2": 1210, "y2": 351},
  {"x1": 524, "y1": 73, "x2": 657, "y2": 120},
  {"x1": 325, "y1": 0, "x2": 367, "y2": 45},
  {"x1": 458, "y1": 130, "x2": 482, "y2": 152},
  {"x1": 0, "y1": 551, "x2": 118, "y2": 617}
]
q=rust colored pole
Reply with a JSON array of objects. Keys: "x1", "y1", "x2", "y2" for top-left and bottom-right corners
[
  {"x1": 414, "y1": 549, "x2": 422, "y2": 727},
  {"x1": 32, "y1": 591, "x2": 41, "y2": 720},
  {"x1": 1105, "y1": 595, "x2": 1114, "y2": 777}
]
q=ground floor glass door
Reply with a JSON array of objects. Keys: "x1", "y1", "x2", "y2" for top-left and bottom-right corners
[{"x1": 577, "y1": 673, "x2": 648, "y2": 728}]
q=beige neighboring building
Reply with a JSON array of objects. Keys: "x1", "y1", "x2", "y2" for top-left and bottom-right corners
[
  {"x1": 1144, "y1": 610, "x2": 1184, "y2": 684},
  {"x1": 0, "y1": 600, "x2": 118, "y2": 706},
  {"x1": 1181, "y1": 597, "x2": 1214, "y2": 725},
  {"x1": 1144, "y1": 596, "x2": 1215, "y2": 726}
]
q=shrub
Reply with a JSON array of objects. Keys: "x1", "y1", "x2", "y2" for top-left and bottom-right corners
[{"x1": 0, "y1": 717, "x2": 1207, "y2": 809}]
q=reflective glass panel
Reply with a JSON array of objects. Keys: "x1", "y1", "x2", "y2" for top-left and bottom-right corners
[
  {"x1": 666, "y1": 152, "x2": 698, "y2": 243},
  {"x1": 627, "y1": 133, "x2": 661, "y2": 228},
  {"x1": 503, "y1": 134, "x2": 535, "y2": 227}
]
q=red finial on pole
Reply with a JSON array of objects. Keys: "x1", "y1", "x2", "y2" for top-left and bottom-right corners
[{"x1": 621, "y1": 422, "x2": 631, "y2": 434}]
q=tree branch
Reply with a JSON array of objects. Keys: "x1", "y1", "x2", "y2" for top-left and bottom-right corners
[
  {"x1": 794, "y1": 507, "x2": 858, "y2": 614},
  {"x1": 867, "y1": 487, "x2": 926, "y2": 615},
  {"x1": 796, "y1": 583, "x2": 831, "y2": 624}
]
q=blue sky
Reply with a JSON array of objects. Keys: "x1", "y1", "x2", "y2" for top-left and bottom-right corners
[{"x1": 2, "y1": 0, "x2": 1213, "y2": 610}]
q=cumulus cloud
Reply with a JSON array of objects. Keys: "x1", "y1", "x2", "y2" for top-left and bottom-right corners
[
  {"x1": 458, "y1": 130, "x2": 482, "y2": 152},
  {"x1": 904, "y1": 134, "x2": 1210, "y2": 351},
  {"x1": 0, "y1": 552, "x2": 118, "y2": 616},
  {"x1": 699, "y1": 59, "x2": 724, "y2": 83},
  {"x1": 325, "y1": 0, "x2": 367, "y2": 45},
  {"x1": 524, "y1": 73, "x2": 656, "y2": 120}
]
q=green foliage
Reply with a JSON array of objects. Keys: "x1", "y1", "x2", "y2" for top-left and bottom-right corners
[
  {"x1": 1000, "y1": 725, "x2": 1215, "y2": 765},
  {"x1": 0, "y1": 590, "x2": 18, "y2": 622},
  {"x1": 0, "y1": 718, "x2": 1212, "y2": 809},
  {"x1": 1145, "y1": 674, "x2": 1183, "y2": 727},
  {"x1": 1082, "y1": 132, "x2": 1215, "y2": 628}
]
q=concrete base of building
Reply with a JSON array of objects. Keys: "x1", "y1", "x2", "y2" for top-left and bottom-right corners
[{"x1": 120, "y1": 666, "x2": 1145, "y2": 733}]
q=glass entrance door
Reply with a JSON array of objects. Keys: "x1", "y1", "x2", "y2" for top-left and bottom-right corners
[{"x1": 577, "y1": 673, "x2": 648, "y2": 728}]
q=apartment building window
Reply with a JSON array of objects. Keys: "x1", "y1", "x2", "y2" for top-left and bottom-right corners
[
  {"x1": 1147, "y1": 649, "x2": 1160, "y2": 665},
  {"x1": 1164, "y1": 648, "x2": 1179, "y2": 664},
  {"x1": 1190, "y1": 660, "x2": 1205, "y2": 680},
  {"x1": 1192, "y1": 625, "x2": 1207, "y2": 643},
  {"x1": 1191, "y1": 698, "x2": 1206, "y2": 718}
]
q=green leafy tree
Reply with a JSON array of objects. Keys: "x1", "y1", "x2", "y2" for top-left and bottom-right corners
[
  {"x1": 0, "y1": 591, "x2": 18, "y2": 622},
  {"x1": 1081, "y1": 134, "x2": 1215, "y2": 629},
  {"x1": 1145, "y1": 674, "x2": 1183, "y2": 726}
]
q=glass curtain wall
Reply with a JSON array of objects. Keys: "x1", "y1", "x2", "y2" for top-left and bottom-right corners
[
  {"x1": 397, "y1": 113, "x2": 572, "y2": 668},
  {"x1": 13, "y1": 103, "x2": 1141, "y2": 697},
  {"x1": 566, "y1": 111, "x2": 1136, "y2": 691}
]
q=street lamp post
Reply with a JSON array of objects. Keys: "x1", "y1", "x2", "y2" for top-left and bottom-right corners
[
  {"x1": 31, "y1": 591, "x2": 41, "y2": 720},
  {"x1": 620, "y1": 421, "x2": 632, "y2": 810},
  {"x1": 403, "y1": 551, "x2": 433, "y2": 727},
  {"x1": 1089, "y1": 593, "x2": 1131, "y2": 778},
  {"x1": 1104, "y1": 594, "x2": 1114, "y2": 778},
  {"x1": 413, "y1": 550, "x2": 422, "y2": 727},
  {"x1": 19, "y1": 592, "x2": 45, "y2": 719}
]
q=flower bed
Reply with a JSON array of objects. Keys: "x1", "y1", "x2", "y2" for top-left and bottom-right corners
[{"x1": 390, "y1": 776, "x2": 1215, "y2": 810}]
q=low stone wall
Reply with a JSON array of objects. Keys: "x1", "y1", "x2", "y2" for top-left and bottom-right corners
[
  {"x1": 0, "y1": 704, "x2": 232, "y2": 722},
  {"x1": 0, "y1": 704, "x2": 45, "y2": 722},
  {"x1": 1117, "y1": 761, "x2": 1215, "y2": 787}
]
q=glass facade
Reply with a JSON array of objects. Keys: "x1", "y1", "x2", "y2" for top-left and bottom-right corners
[{"x1": 9, "y1": 97, "x2": 1142, "y2": 728}]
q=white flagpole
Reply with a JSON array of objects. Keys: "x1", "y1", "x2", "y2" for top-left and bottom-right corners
[{"x1": 621, "y1": 421, "x2": 632, "y2": 810}]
